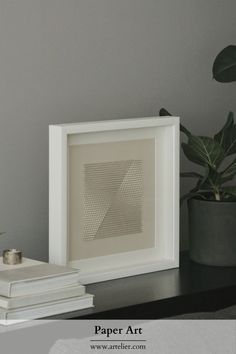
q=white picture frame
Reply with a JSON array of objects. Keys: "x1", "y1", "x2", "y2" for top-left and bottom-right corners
[{"x1": 49, "y1": 117, "x2": 179, "y2": 284}]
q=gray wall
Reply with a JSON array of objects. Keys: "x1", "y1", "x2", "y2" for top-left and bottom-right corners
[{"x1": 0, "y1": 0, "x2": 235, "y2": 260}]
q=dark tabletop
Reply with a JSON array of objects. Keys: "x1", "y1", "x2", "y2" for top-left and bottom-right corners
[{"x1": 51, "y1": 252, "x2": 236, "y2": 319}]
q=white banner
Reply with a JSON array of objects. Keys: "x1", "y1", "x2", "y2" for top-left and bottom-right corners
[{"x1": 0, "y1": 319, "x2": 235, "y2": 354}]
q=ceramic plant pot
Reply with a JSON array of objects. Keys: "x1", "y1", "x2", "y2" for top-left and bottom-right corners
[{"x1": 188, "y1": 198, "x2": 236, "y2": 266}]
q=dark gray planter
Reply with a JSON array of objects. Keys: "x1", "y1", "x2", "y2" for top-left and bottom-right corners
[{"x1": 188, "y1": 198, "x2": 236, "y2": 266}]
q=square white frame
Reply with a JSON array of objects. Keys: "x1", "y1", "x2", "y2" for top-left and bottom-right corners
[{"x1": 49, "y1": 117, "x2": 179, "y2": 284}]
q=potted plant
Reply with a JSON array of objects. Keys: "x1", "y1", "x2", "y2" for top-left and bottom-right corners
[
  {"x1": 160, "y1": 107, "x2": 236, "y2": 266},
  {"x1": 158, "y1": 45, "x2": 236, "y2": 266}
]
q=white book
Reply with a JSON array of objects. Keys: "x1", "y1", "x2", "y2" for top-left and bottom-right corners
[
  {"x1": 0, "y1": 284, "x2": 86, "y2": 309},
  {"x1": 0, "y1": 257, "x2": 44, "y2": 270},
  {"x1": 0, "y1": 259, "x2": 80, "y2": 297},
  {"x1": 0, "y1": 294, "x2": 94, "y2": 325}
]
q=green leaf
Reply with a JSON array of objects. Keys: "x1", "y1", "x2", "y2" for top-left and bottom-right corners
[
  {"x1": 222, "y1": 186, "x2": 236, "y2": 197},
  {"x1": 180, "y1": 172, "x2": 203, "y2": 178},
  {"x1": 182, "y1": 136, "x2": 225, "y2": 168},
  {"x1": 180, "y1": 124, "x2": 191, "y2": 138},
  {"x1": 159, "y1": 108, "x2": 171, "y2": 116},
  {"x1": 159, "y1": 107, "x2": 191, "y2": 138},
  {"x1": 214, "y1": 112, "x2": 234, "y2": 150},
  {"x1": 183, "y1": 167, "x2": 212, "y2": 199},
  {"x1": 225, "y1": 125, "x2": 236, "y2": 155},
  {"x1": 181, "y1": 165, "x2": 216, "y2": 204},
  {"x1": 214, "y1": 112, "x2": 236, "y2": 156},
  {"x1": 223, "y1": 194, "x2": 236, "y2": 201},
  {"x1": 203, "y1": 167, "x2": 221, "y2": 189},
  {"x1": 201, "y1": 164, "x2": 211, "y2": 187},
  {"x1": 180, "y1": 192, "x2": 207, "y2": 206},
  {"x1": 221, "y1": 157, "x2": 236, "y2": 183},
  {"x1": 213, "y1": 45, "x2": 236, "y2": 82},
  {"x1": 193, "y1": 166, "x2": 221, "y2": 197}
]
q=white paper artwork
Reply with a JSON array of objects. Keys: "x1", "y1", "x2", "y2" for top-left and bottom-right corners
[{"x1": 83, "y1": 159, "x2": 143, "y2": 241}]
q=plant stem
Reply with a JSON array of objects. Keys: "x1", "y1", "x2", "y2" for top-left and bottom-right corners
[
  {"x1": 221, "y1": 160, "x2": 234, "y2": 174},
  {"x1": 215, "y1": 191, "x2": 221, "y2": 201}
]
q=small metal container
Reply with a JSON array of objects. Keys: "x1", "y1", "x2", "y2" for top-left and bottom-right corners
[{"x1": 3, "y1": 249, "x2": 22, "y2": 265}]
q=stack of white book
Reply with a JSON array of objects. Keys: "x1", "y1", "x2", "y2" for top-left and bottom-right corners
[{"x1": 0, "y1": 257, "x2": 93, "y2": 325}]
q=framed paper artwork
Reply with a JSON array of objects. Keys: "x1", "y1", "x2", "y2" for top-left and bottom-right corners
[{"x1": 49, "y1": 117, "x2": 179, "y2": 284}]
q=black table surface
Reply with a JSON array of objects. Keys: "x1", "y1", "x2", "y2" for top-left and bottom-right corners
[{"x1": 52, "y1": 252, "x2": 236, "y2": 319}]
